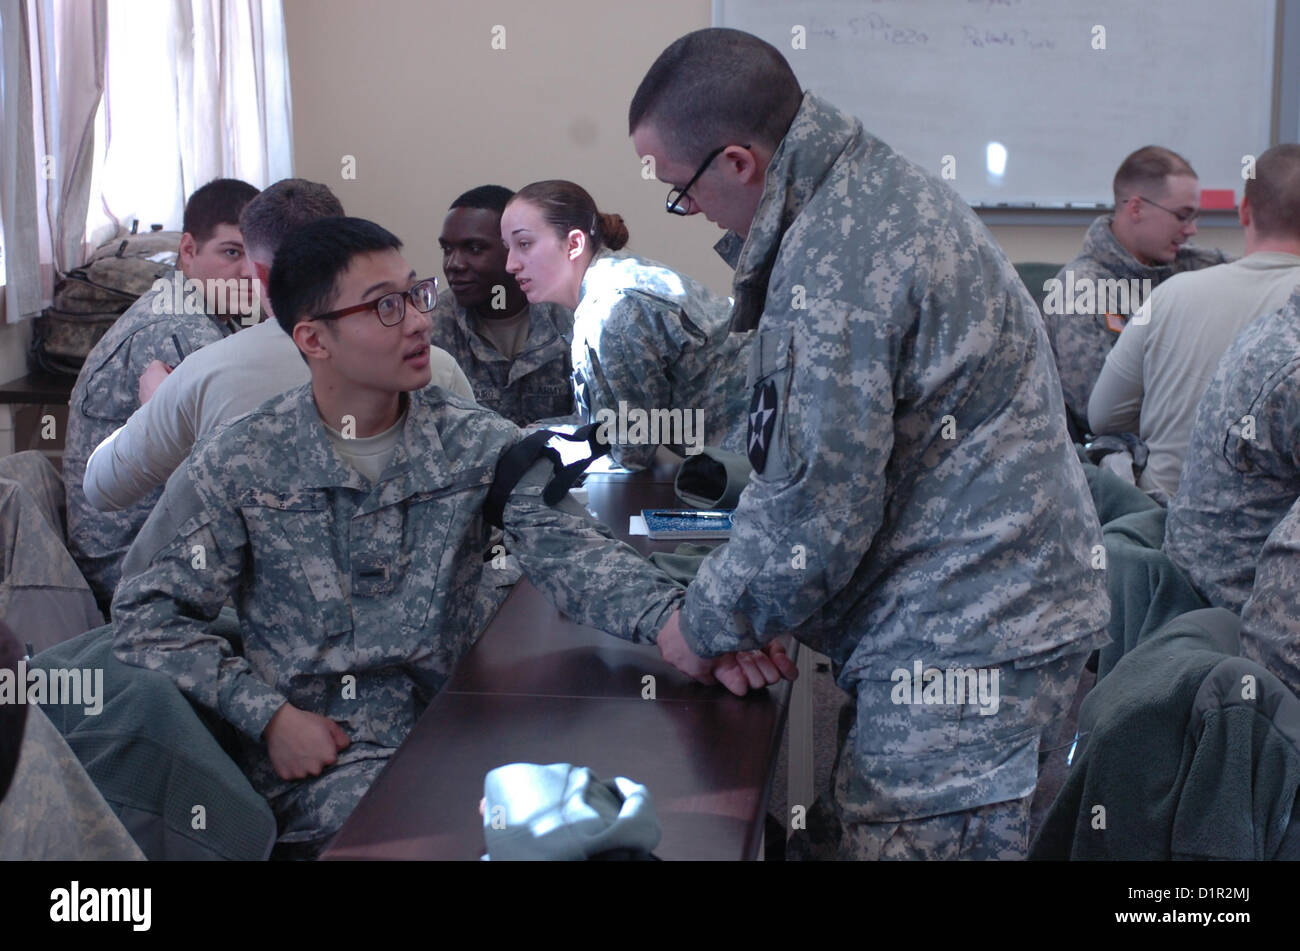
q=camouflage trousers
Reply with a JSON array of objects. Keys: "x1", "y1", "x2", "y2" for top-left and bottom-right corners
[
  {"x1": 0, "y1": 451, "x2": 104, "y2": 653},
  {"x1": 789, "y1": 645, "x2": 1093, "y2": 860},
  {"x1": 267, "y1": 754, "x2": 390, "y2": 860}
]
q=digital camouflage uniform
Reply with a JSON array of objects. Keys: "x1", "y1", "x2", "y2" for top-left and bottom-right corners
[
  {"x1": 430, "y1": 295, "x2": 575, "y2": 426},
  {"x1": 0, "y1": 704, "x2": 144, "y2": 860},
  {"x1": 1240, "y1": 494, "x2": 1300, "y2": 697},
  {"x1": 1165, "y1": 288, "x2": 1300, "y2": 612},
  {"x1": 111, "y1": 383, "x2": 683, "y2": 857},
  {"x1": 0, "y1": 452, "x2": 103, "y2": 654},
  {"x1": 1045, "y1": 216, "x2": 1227, "y2": 435},
  {"x1": 571, "y1": 249, "x2": 752, "y2": 469},
  {"x1": 65, "y1": 272, "x2": 242, "y2": 610},
  {"x1": 680, "y1": 93, "x2": 1110, "y2": 860}
]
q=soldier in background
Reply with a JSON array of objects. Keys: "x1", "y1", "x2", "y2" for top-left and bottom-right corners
[
  {"x1": 1165, "y1": 287, "x2": 1300, "y2": 612},
  {"x1": 500, "y1": 179, "x2": 752, "y2": 469},
  {"x1": 111, "y1": 217, "x2": 786, "y2": 858},
  {"x1": 1046, "y1": 146, "x2": 1228, "y2": 439},
  {"x1": 630, "y1": 28, "x2": 1109, "y2": 860},
  {"x1": 81, "y1": 179, "x2": 472, "y2": 514},
  {"x1": 434, "y1": 185, "x2": 574, "y2": 426},
  {"x1": 64, "y1": 177, "x2": 260, "y2": 613},
  {"x1": 1089, "y1": 144, "x2": 1300, "y2": 501}
]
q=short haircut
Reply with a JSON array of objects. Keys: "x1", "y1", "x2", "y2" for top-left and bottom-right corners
[
  {"x1": 239, "y1": 179, "x2": 344, "y2": 259},
  {"x1": 449, "y1": 185, "x2": 515, "y2": 216},
  {"x1": 1112, "y1": 146, "x2": 1197, "y2": 204},
  {"x1": 182, "y1": 178, "x2": 260, "y2": 246},
  {"x1": 628, "y1": 28, "x2": 802, "y2": 162},
  {"x1": 269, "y1": 217, "x2": 403, "y2": 337},
  {"x1": 509, "y1": 180, "x2": 629, "y2": 254},
  {"x1": 1244, "y1": 143, "x2": 1300, "y2": 238}
]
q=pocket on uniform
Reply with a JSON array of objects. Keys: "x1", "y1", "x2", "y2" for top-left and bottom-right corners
[
  {"x1": 1224, "y1": 356, "x2": 1300, "y2": 474},
  {"x1": 393, "y1": 466, "x2": 495, "y2": 643},
  {"x1": 836, "y1": 671, "x2": 1040, "y2": 823},
  {"x1": 80, "y1": 347, "x2": 138, "y2": 424},
  {"x1": 239, "y1": 489, "x2": 352, "y2": 640}
]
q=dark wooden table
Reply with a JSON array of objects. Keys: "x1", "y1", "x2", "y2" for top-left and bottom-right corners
[
  {"x1": 0, "y1": 371, "x2": 74, "y2": 406},
  {"x1": 322, "y1": 463, "x2": 793, "y2": 861},
  {"x1": 0, "y1": 372, "x2": 73, "y2": 459}
]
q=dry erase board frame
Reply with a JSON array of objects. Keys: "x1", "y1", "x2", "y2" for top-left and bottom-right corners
[{"x1": 713, "y1": 0, "x2": 1285, "y2": 214}]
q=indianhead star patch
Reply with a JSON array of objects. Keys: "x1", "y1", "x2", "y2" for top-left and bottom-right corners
[{"x1": 748, "y1": 380, "x2": 778, "y2": 473}]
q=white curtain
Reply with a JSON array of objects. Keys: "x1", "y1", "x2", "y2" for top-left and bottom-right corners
[
  {"x1": 88, "y1": 0, "x2": 293, "y2": 243},
  {"x1": 0, "y1": 0, "x2": 107, "y2": 324},
  {"x1": 1, "y1": 0, "x2": 293, "y2": 324}
]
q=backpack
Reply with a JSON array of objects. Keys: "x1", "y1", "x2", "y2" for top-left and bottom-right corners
[{"x1": 30, "y1": 224, "x2": 181, "y2": 378}]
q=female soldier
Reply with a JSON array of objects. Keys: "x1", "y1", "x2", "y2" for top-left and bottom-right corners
[{"x1": 500, "y1": 179, "x2": 751, "y2": 470}]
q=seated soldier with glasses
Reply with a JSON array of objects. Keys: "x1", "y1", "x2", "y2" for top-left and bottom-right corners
[{"x1": 111, "y1": 216, "x2": 791, "y2": 859}]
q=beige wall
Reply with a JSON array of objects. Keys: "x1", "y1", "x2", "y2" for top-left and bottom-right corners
[
  {"x1": 282, "y1": 0, "x2": 1245, "y2": 299},
  {"x1": 0, "y1": 0, "x2": 1249, "y2": 383}
]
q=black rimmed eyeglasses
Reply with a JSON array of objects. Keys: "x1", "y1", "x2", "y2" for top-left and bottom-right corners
[
  {"x1": 312, "y1": 277, "x2": 439, "y2": 327},
  {"x1": 1134, "y1": 195, "x2": 1200, "y2": 224},
  {"x1": 665, "y1": 143, "x2": 751, "y2": 215}
]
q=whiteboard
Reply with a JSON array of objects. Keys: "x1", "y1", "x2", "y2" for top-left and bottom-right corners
[{"x1": 715, "y1": 0, "x2": 1277, "y2": 207}]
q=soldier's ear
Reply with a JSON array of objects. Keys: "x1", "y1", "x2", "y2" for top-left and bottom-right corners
[
  {"x1": 293, "y1": 320, "x2": 332, "y2": 362},
  {"x1": 178, "y1": 232, "x2": 198, "y2": 272},
  {"x1": 1238, "y1": 194, "x2": 1253, "y2": 230},
  {"x1": 723, "y1": 144, "x2": 765, "y2": 187},
  {"x1": 566, "y1": 229, "x2": 587, "y2": 262}
]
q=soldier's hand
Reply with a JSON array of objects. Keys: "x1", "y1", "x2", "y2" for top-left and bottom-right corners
[
  {"x1": 138, "y1": 360, "x2": 173, "y2": 405},
  {"x1": 656, "y1": 610, "x2": 720, "y2": 687},
  {"x1": 712, "y1": 638, "x2": 799, "y2": 695},
  {"x1": 264, "y1": 703, "x2": 350, "y2": 781}
]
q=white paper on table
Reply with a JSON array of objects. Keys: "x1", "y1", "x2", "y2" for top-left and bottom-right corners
[{"x1": 628, "y1": 515, "x2": 648, "y2": 535}]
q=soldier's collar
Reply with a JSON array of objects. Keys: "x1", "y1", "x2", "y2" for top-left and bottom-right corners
[
  {"x1": 577, "y1": 248, "x2": 623, "y2": 307},
  {"x1": 1087, "y1": 215, "x2": 1176, "y2": 281},
  {"x1": 725, "y1": 93, "x2": 860, "y2": 332}
]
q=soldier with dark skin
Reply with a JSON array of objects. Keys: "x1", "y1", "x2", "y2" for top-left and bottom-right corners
[
  {"x1": 434, "y1": 186, "x2": 575, "y2": 426},
  {"x1": 112, "y1": 217, "x2": 792, "y2": 857}
]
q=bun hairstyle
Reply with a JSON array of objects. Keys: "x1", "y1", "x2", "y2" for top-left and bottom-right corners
[
  {"x1": 596, "y1": 211, "x2": 629, "y2": 251},
  {"x1": 512, "y1": 180, "x2": 629, "y2": 253}
]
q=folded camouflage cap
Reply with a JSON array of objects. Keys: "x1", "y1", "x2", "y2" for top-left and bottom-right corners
[{"x1": 482, "y1": 762, "x2": 661, "y2": 861}]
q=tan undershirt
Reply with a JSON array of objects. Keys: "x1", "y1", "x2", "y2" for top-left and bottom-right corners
[
  {"x1": 473, "y1": 308, "x2": 532, "y2": 360},
  {"x1": 324, "y1": 409, "x2": 406, "y2": 484}
]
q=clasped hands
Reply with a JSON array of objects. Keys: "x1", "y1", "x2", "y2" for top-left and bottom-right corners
[{"x1": 656, "y1": 609, "x2": 798, "y2": 695}]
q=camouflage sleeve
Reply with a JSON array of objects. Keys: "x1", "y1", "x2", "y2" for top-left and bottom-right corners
[
  {"x1": 1241, "y1": 367, "x2": 1300, "y2": 478},
  {"x1": 574, "y1": 294, "x2": 680, "y2": 471},
  {"x1": 83, "y1": 363, "x2": 198, "y2": 511},
  {"x1": 680, "y1": 304, "x2": 898, "y2": 657},
  {"x1": 111, "y1": 466, "x2": 287, "y2": 739},
  {"x1": 1240, "y1": 498, "x2": 1300, "y2": 696},
  {"x1": 502, "y1": 458, "x2": 684, "y2": 643}
]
